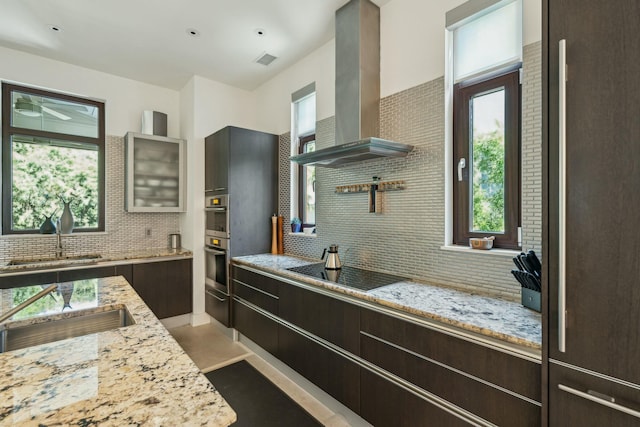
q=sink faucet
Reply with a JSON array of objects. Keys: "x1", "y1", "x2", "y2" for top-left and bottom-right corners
[
  {"x1": 56, "y1": 220, "x2": 63, "y2": 259},
  {"x1": 0, "y1": 284, "x2": 58, "y2": 323}
]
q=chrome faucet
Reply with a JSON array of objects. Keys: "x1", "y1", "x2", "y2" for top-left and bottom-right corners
[
  {"x1": 0, "y1": 284, "x2": 58, "y2": 323},
  {"x1": 56, "y1": 219, "x2": 63, "y2": 259}
]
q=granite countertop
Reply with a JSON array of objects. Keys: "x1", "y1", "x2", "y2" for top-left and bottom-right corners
[
  {"x1": 231, "y1": 254, "x2": 542, "y2": 352},
  {"x1": 0, "y1": 276, "x2": 236, "y2": 426},
  {"x1": 0, "y1": 247, "x2": 193, "y2": 275}
]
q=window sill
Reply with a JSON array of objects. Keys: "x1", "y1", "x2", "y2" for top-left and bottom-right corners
[
  {"x1": 440, "y1": 244, "x2": 520, "y2": 257},
  {"x1": 288, "y1": 232, "x2": 317, "y2": 238}
]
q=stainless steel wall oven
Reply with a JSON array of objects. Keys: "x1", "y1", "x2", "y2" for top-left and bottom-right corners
[
  {"x1": 205, "y1": 195, "x2": 229, "y2": 239},
  {"x1": 204, "y1": 236, "x2": 228, "y2": 292}
]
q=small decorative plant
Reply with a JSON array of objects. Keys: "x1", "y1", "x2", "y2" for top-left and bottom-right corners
[{"x1": 291, "y1": 217, "x2": 302, "y2": 233}]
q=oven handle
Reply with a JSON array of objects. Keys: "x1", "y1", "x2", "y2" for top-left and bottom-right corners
[
  {"x1": 204, "y1": 247, "x2": 226, "y2": 255},
  {"x1": 205, "y1": 207, "x2": 227, "y2": 212},
  {"x1": 206, "y1": 289, "x2": 226, "y2": 302}
]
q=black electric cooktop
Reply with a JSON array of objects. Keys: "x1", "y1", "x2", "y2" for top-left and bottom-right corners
[{"x1": 286, "y1": 263, "x2": 406, "y2": 291}]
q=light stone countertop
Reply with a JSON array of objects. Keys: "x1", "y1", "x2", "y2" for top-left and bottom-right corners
[
  {"x1": 0, "y1": 247, "x2": 193, "y2": 276},
  {"x1": 231, "y1": 254, "x2": 542, "y2": 352},
  {"x1": 0, "y1": 276, "x2": 236, "y2": 426}
]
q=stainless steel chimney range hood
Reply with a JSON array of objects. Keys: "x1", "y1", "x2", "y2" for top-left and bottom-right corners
[{"x1": 290, "y1": 0, "x2": 413, "y2": 168}]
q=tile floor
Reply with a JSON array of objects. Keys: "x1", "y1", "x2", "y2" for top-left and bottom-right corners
[{"x1": 169, "y1": 322, "x2": 360, "y2": 427}]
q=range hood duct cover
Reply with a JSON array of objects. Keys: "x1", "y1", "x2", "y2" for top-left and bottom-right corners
[{"x1": 291, "y1": 0, "x2": 413, "y2": 168}]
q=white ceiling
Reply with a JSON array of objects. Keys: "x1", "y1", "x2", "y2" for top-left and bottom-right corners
[{"x1": 0, "y1": 0, "x2": 390, "y2": 91}]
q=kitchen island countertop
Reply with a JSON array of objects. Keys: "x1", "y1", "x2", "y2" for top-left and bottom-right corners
[
  {"x1": 232, "y1": 254, "x2": 542, "y2": 353},
  {"x1": 0, "y1": 276, "x2": 235, "y2": 426}
]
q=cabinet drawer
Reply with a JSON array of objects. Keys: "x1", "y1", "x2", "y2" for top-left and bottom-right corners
[
  {"x1": 550, "y1": 362, "x2": 640, "y2": 426},
  {"x1": 58, "y1": 266, "x2": 117, "y2": 282},
  {"x1": 206, "y1": 288, "x2": 230, "y2": 327},
  {"x1": 361, "y1": 332, "x2": 540, "y2": 426},
  {"x1": 360, "y1": 308, "x2": 540, "y2": 402},
  {"x1": 0, "y1": 272, "x2": 57, "y2": 289},
  {"x1": 233, "y1": 298, "x2": 278, "y2": 356},
  {"x1": 278, "y1": 283, "x2": 360, "y2": 354},
  {"x1": 232, "y1": 266, "x2": 280, "y2": 297},
  {"x1": 278, "y1": 323, "x2": 360, "y2": 413},
  {"x1": 232, "y1": 280, "x2": 278, "y2": 315},
  {"x1": 360, "y1": 368, "x2": 471, "y2": 427}
]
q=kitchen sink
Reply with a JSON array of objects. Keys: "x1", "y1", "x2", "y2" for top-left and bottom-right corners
[
  {"x1": 1, "y1": 254, "x2": 103, "y2": 271},
  {"x1": 0, "y1": 306, "x2": 135, "y2": 353}
]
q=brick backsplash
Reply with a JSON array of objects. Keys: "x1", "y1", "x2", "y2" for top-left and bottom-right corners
[
  {"x1": 0, "y1": 135, "x2": 180, "y2": 261},
  {"x1": 281, "y1": 42, "x2": 542, "y2": 302}
]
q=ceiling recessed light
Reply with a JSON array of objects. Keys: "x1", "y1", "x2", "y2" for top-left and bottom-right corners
[
  {"x1": 186, "y1": 28, "x2": 200, "y2": 37},
  {"x1": 254, "y1": 28, "x2": 266, "y2": 37},
  {"x1": 49, "y1": 25, "x2": 62, "y2": 32}
]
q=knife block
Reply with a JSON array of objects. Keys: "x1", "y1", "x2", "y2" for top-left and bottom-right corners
[{"x1": 521, "y1": 288, "x2": 541, "y2": 312}]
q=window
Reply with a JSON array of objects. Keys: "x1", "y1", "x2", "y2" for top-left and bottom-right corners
[
  {"x1": 291, "y1": 83, "x2": 316, "y2": 227},
  {"x1": 448, "y1": 0, "x2": 522, "y2": 249},
  {"x1": 2, "y1": 82, "x2": 105, "y2": 234}
]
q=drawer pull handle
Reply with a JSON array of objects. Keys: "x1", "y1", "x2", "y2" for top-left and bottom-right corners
[{"x1": 559, "y1": 384, "x2": 640, "y2": 418}]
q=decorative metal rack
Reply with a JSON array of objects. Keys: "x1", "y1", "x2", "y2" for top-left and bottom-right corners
[{"x1": 335, "y1": 180, "x2": 406, "y2": 194}]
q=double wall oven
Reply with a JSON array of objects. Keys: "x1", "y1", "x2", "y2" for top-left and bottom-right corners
[{"x1": 204, "y1": 195, "x2": 231, "y2": 325}]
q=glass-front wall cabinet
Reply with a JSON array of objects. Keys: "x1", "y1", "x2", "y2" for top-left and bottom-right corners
[{"x1": 125, "y1": 132, "x2": 186, "y2": 212}]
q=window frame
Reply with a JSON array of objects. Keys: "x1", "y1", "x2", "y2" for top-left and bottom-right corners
[
  {"x1": 452, "y1": 67, "x2": 521, "y2": 249},
  {"x1": 297, "y1": 133, "x2": 316, "y2": 227},
  {"x1": 1, "y1": 82, "x2": 106, "y2": 234}
]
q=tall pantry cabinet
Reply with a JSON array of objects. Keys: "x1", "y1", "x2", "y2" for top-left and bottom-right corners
[{"x1": 544, "y1": 1, "x2": 640, "y2": 425}]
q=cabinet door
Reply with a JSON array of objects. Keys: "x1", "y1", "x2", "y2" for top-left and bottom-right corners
[
  {"x1": 547, "y1": 0, "x2": 640, "y2": 382},
  {"x1": 549, "y1": 362, "x2": 640, "y2": 426},
  {"x1": 205, "y1": 128, "x2": 229, "y2": 195},
  {"x1": 131, "y1": 259, "x2": 192, "y2": 319},
  {"x1": 125, "y1": 132, "x2": 186, "y2": 212}
]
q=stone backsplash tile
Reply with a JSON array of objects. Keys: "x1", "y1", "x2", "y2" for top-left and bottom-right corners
[{"x1": 279, "y1": 43, "x2": 542, "y2": 302}]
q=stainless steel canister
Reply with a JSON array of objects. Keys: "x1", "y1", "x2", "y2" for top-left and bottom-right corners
[{"x1": 169, "y1": 233, "x2": 181, "y2": 249}]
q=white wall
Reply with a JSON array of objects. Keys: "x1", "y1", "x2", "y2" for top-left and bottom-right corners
[
  {"x1": 0, "y1": 45, "x2": 180, "y2": 137},
  {"x1": 180, "y1": 75, "x2": 257, "y2": 325},
  {"x1": 253, "y1": 39, "x2": 335, "y2": 135},
  {"x1": 252, "y1": 0, "x2": 542, "y2": 135}
]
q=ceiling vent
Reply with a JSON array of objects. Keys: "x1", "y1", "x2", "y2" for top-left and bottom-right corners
[{"x1": 256, "y1": 52, "x2": 277, "y2": 66}]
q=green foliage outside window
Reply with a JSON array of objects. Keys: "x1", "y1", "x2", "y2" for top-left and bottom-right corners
[
  {"x1": 11, "y1": 139, "x2": 99, "y2": 231},
  {"x1": 472, "y1": 127, "x2": 505, "y2": 233}
]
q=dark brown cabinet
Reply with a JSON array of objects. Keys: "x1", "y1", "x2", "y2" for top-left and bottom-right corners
[
  {"x1": 233, "y1": 298, "x2": 279, "y2": 356},
  {"x1": 1, "y1": 265, "x2": 133, "y2": 289},
  {"x1": 545, "y1": 0, "x2": 640, "y2": 424},
  {"x1": 57, "y1": 264, "x2": 132, "y2": 283},
  {"x1": 205, "y1": 286, "x2": 230, "y2": 327},
  {"x1": 278, "y1": 324, "x2": 360, "y2": 413},
  {"x1": 204, "y1": 127, "x2": 229, "y2": 195},
  {"x1": 277, "y1": 283, "x2": 360, "y2": 355},
  {"x1": 360, "y1": 369, "x2": 470, "y2": 427},
  {"x1": 360, "y1": 308, "x2": 541, "y2": 426},
  {"x1": 131, "y1": 259, "x2": 192, "y2": 319},
  {"x1": 230, "y1": 264, "x2": 542, "y2": 425}
]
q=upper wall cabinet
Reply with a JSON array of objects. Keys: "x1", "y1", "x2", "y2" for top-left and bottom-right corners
[{"x1": 125, "y1": 132, "x2": 186, "y2": 212}]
